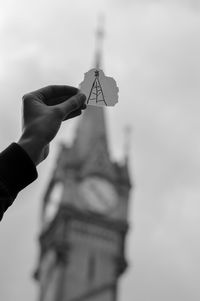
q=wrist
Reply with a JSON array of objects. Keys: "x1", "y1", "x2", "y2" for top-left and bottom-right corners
[{"x1": 17, "y1": 135, "x2": 45, "y2": 166}]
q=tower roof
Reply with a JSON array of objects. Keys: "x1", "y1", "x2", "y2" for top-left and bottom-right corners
[{"x1": 72, "y1": 105, "x2": 108, "y2": 162}]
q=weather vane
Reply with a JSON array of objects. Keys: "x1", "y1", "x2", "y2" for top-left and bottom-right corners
[{"x1": 79, "y1": 16, "x2": 119, "y2": 107}]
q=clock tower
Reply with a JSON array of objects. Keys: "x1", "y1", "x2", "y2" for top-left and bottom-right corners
[{"x1": 34, "y1": 21, "x2": 132, "y2": 301}]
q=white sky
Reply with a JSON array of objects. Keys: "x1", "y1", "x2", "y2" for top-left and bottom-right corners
[{"x1": 0, "y1": 0, "x2": 200, "y2": 300}]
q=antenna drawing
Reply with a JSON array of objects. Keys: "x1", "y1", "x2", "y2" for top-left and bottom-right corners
[{"x1": 87, "y1": 70, "x2": 107, "y2": 106}]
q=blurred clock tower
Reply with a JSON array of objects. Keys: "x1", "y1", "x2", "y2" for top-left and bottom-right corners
[{"x1": 34, "y1": 20, "x2": 132, "y2": 301}]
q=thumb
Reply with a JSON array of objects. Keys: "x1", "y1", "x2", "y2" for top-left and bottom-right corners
[{"x1": 55, "y1": 93, "x2": 86, "y2": 119}]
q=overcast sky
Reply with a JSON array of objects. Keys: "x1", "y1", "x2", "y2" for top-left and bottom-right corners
[{"x1": 0, "y1": 0, "x2": 200, "y2": 300}]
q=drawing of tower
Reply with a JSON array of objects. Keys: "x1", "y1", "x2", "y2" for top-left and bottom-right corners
[
  {"x1": 87, "y1": 70, "x2": 107, "y2": 106},
  {"x1": 34, "y1": 19, "x2": 132, "y2": 301}
]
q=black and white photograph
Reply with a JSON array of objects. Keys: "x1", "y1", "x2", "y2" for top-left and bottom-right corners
[{"x1": 0, "y1": 1, "x2": 199, "y2": 301}]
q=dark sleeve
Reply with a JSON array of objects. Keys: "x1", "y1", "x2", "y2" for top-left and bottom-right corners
[{"x1": 0, "y1": 143, "x2": 38, "y2": 221}]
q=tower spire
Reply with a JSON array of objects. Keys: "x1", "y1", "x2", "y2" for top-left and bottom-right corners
[
  {"x1": 124, "y1": 125, "x2": 132, "y2": 163},
  {"x1": 94, "y1": 14, "x2": 105, "y2": 69},
  {"x1": 72, "y1": 16, "x2": 108, "y2": 162}
]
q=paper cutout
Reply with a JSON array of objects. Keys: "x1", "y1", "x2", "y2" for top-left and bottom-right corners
[{"x1": 79, "y1": 68, "x2": 119, "y2": 107}]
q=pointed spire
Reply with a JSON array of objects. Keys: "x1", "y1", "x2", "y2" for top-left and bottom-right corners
[
  {"x1": 72, "y1": 105, "x2": 108, "y2": 162},
  {"x1": 124, "y1": 125, "x2": 132, "y2": 163},
  {"x1": 72, "y1": 15, "x2": 109, "y2": 163},
  {"x1": 94, "y1": 14, "x2": 105, "y2": 69}
]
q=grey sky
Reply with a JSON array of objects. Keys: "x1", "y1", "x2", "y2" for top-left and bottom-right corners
[{"x1": 0, "y1": 0, "x2": 200, "y2": 300}]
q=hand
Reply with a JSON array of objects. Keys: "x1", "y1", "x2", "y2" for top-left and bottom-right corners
[{"x1": 18, "y1": 85, "x2": 86, "y2": 166}]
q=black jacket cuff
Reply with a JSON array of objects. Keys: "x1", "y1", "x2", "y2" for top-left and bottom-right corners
[{"x1": 0, "y1": 143, "x2": 38, "y2": 198}]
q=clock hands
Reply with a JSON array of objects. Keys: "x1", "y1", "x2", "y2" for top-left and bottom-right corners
[
  {"x1": 80, "y1": 178, "x2": 117, "y2": 214},
  {"x1": 89, "y1": 182, "x2": 112, "y2": 208}
]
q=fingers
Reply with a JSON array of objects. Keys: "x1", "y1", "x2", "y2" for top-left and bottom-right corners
[
  {"x1": 64, "y1": 109, "x2": 82, "y2": 120},
  {"x1": 24, "y1": 85, "x2": 79, "y2": 105},
  {"x1": 22, "y1": 86, "x2": 87, "y2": 122},
  {"x1": 56, "y1": 93, "x2": 86, "y2": 120},
  {"x1": 36, "y1": 85, "x2": 78, "y2": 99}
]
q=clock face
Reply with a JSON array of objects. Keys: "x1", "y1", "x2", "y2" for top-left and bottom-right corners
[
  {"x1": 79, "y1": 177, "x2": 118, "y2": 213},
  {"x1": 44, "y1": 182, "x2": 63, "y2": 225}
]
